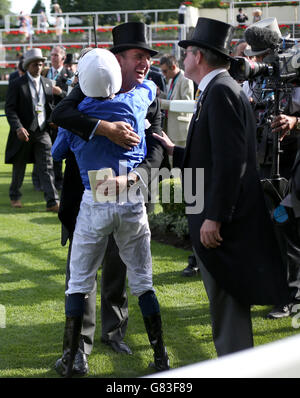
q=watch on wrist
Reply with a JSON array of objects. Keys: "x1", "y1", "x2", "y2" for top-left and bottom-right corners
[{"x1": 127, "y1": 178, "x2": 136, "y2": 189}]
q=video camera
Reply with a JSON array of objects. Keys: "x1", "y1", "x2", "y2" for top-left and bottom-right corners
[
  {"x1": 229, "y1": 24, "x2": 300, "y2": 84},
  {"x1": 229, "y1": 44, "x2": 300, "y2": 83}
]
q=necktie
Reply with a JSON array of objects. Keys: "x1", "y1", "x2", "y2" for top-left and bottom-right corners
[
  {"x1": 194, "y1": 88, "x2": 202, "y2": 114},
  {"x1": 195, "y1": 88, "x2": 202, "y2": 104},
  {"x1": 32, "y1": 79, "x2": 40, "y2": 101}
]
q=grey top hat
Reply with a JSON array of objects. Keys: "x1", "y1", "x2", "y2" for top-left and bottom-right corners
[{"x1": 23, "y1": 48, "x2": 47, "y2": 70}]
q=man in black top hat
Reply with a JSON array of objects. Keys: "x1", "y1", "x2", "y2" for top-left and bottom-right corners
[
  {"x1": 154, "y1": 17, "x2": 289, "y2": 356},
  {"x1": 51, "y1": 22, "x2": 166, "y2": 375}
]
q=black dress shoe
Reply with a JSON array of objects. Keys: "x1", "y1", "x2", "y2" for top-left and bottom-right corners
[
  {"x1": 266, "y1": 303, "x2": 293, "y2": 319},
  {"x1": 73, "y1": 348, "x2": 89, "y2": 376},
  {"x1": 181, "y1": 264, "x2": 200, "y2": 277},
  {"x1": 101, "y1": 339, "x2": 132, "y2": 355}
]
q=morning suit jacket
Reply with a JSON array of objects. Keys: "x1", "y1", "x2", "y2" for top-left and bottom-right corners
[
  {"x1": 5, "y1": 73, "x2": 54, "y2": 164},
  {"x1": 43, "y1": 66, "x2": 73, "y2": 106},
  {"x1": 160, "y1": 70, "x2": 194, "y2": 143},
  {"x1": 173, "y1": 71, "x2": 289, "y2": 305},
  {"x1": 51, "y1": 84, "x2": 164, "y2": 244},
  {"x1": 147, "y1": 69, "x2": 166, "y2": 95}
]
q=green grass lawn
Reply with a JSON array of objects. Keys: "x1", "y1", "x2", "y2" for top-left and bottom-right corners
[{"x1": 0, "y1": 111, "x2": 299, "y2": 378}]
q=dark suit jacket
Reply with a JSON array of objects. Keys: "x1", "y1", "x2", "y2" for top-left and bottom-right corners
[
  {"x1": 173, "y1": 71, "x2": 289, "y2": 305},
  {"x1": 53, "y1": 66, "x2": 73, "y2": 106},
  {"x1": 5, "y1": 73, "x2": 54, "y2": 164},
  {"x1": 147, "y1": 69, "x2": 166, "y2": 95},
  {"x1": 9, "y1": 70, "x2": 21, "y2": 82},
  {"x1": 51, "y1": 84, "x2": 165, "y2": 244}
]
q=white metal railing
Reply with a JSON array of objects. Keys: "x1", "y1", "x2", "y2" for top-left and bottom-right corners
[
  {"x1": 0, "y1": 23, "x2": 186, "y2": 68},
  {"x1": 143, "y1": 333, "x2": 300, "y2": 378},
  {"x1": 4, "y1": 9, "x2": 179, "y2": 32}
]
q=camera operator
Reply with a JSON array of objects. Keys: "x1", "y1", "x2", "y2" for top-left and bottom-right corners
[{"x1": 243, "y1": 18, "x2": 300, "y2": 319}]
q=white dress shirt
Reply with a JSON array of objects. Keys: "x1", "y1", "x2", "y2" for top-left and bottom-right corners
[{"x1": 27, "y1": 71, "x2": 46, "y2": 129}]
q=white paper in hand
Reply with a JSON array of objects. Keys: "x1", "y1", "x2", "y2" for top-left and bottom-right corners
[{"x1": 88, "y1": 168, "x2": 117, "y2": 203}]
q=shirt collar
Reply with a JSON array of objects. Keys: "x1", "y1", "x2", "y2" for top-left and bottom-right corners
[
  {"x1": 27, "y1": 71, "x2": 41, "y2": 85},
  {"x1": 52, "y1": 66, "x2": 63, "y2": 74},
  {"x1": 198, "y1": 68, "x2": 226, "y2": 94}
]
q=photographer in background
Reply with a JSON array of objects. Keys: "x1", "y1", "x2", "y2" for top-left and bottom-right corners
[
  {"x1": 244, "y1": 18, "x2": 300, "y2": 319},
  {"x1": 236, "y1": 8, "x2": 248, "y2": 27}
]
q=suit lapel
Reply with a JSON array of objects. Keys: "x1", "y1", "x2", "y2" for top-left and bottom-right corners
[
  {"x1": 182, "y1": 71, "x2": 228, "y2": 166},
  {"x1": 170, "y1": 72, "x2": 183, "y2": 100},
  {"x1": 40, "y1": 76, "x2": 53, "y2": 102},
  {"x1": 21, "y1": 75, "x2": 35, "y2": 113}
]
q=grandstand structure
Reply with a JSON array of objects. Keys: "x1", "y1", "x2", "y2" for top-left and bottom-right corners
[
  {"x1": 1, "y1": 4, "x2": 300, "y2": 80},
  {"x1": 0, "y1": 8, "x2": 186, "y2": 80}
]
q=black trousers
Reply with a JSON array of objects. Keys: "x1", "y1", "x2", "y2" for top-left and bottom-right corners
[
  {"x1": 32, "y1": 160, "x2": 63, "y2": 190},
  {"x1": 194, "y1": 252, "x2": 253, "y2": 356},
  {"x1": 9, "y1": 129, "x2": 59, "y2": 207},
  {"x1": 65, "y1": 234, "x2": 128, "y2": 355}
]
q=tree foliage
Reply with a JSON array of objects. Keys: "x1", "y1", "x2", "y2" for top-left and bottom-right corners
[
  {"x1": 1, "y1": 0, "x2": 11, "y2": 18},
  {"x1": 32, "y1": 1, "x2": 47, "y2": 14},
  {"x1": 49, "y1": 0, "x2": 184, "y2": 13}
]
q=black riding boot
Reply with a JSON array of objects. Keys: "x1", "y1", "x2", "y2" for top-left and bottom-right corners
[
  {"x1": 55, "y1": 316, "x2": 83, "y2": 377},
  {"x1": 143, "y1": 313, "x2": 170, "y2": 371}
]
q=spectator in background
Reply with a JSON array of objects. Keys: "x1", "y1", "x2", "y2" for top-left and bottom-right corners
[
  {"x1": 178, "y1": 2, "x2": 187, "y2": 24},
  {"x1": 53, "y1": 3, "x2": 64, "y2": 42},
  {"x1": 159, "y1": 54, "x2": 194, "y2": 152},
  {"x1": 178, "y1": 2, "x2": 187, "y2": 40},
  {"x1": 147, "y1": 64, "x2": 166, "y2": 97},
  {"x1": 25, "y1": 14, "x2": 34, "y2": 42},
  {"x1": 4, "y1": 48, "x2": 59, "y2": 212},
  {"x1": 9, "y1": 56, "x2": 25, "y2": 82},
  {"x1": 252, "y1": 9, "x2": 262, "y2": 23},
  {"x1": 236, "y1": 8, "x2": 248, "y2": 26},
  {"x1": 64, "y1": 53, "x2": 78, "y2": 74},
  {"x1": 18, "y1": 11, "x2": 25, "y2": 29},
  {"x1": 32, "y1": 45, "x2": 73, "y2": 191},
  {"x1": 232, "y1": 39, "x2": 251, "y2": 57},
  {"x1": 39, "y1": 10, "x2": 49, "y2": 33}
]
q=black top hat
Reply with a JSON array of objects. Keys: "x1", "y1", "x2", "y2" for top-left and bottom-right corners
[
  {"x1": 64, "y1": 53, "x2": 78, "y2": 65},
  {"x1": 110, "y1": 22, "x2": 158, "y2": 57},
  {"x1": 179, "y1": 17, "x2": 235, "y2": 60}
]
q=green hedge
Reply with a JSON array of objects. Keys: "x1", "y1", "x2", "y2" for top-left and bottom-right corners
[
  {"x1": 0, "y1": 84, "x2": 8, "y2": 103},
  {"x1": 149, "y1": 178, "x2": 189, "y2": 239}
]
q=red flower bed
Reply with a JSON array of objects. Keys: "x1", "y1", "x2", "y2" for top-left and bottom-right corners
[
  {"x1": 153, "y1": 43, "x2": 173, "y2": 48},
  {"x1": 35, "y1": 30, "x2": 56, "y2": 34},
  {"x1": 69, "y1": 28, "x2": 85, "y2": 33},
  {"x1": 6, "y1": 30, "x2": 23, "y2": 35},
  {"x1": 97, "y1": 28, "x2": 112, "y2": 32},
  {"x1": 156, "y1": 26, "x2": 178, "y2": 31},
  {"x1": 5, "y1": 46, "x2": 22, "y2": 51}
]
